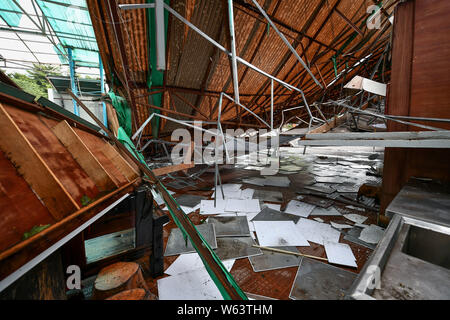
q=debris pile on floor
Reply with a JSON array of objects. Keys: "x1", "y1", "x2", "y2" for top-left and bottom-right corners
[{"x1": 155, "y1": 146, "x2": 385, "y2": 300}]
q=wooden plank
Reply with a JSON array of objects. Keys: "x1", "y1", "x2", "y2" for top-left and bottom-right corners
[
  {"x1": 52, "y1": 120, "x2": 118, "y2": 191},
  {"x1": 0, "y1": 103, "x2": 79, "y2": 221},
  {"x1": 308, "y1": 113, "x2": 347, "y2": 134},
  {"x1": 75, "y1": 129, "x2": 129, "y2": 187},
  {"x1": 152, "y1": 163, "x2": 195, "y2": 177},
  {"x1": 106, "y1": 103, "x2": 120, "y2": 137},
  {"x1": 409, "y1": 0, "x2": 450, "y2": 131},
  {"x1": 386, "y1": 0, "x2": 415, "y2": 132},
  {"x1": 6, "y1": 107, "x2": 101, "y2": 207},
  {"x1": 100, "y1": 142, "x2": 139, "y2": 182}
]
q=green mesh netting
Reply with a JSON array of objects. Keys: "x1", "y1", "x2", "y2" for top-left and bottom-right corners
[
  {"x1": 109, "y1": 91, "x2": 132, "y2": 138},
  {"x1": 0, "y1": 1, "x2": 22, "y2": 27},
  {"x1": 35, "y1": 0, "x2": 99, "y2": 67}
]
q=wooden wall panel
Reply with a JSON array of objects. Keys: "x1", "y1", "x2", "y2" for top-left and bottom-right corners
[
  {"x1": 4, "y1": 106, "x2": 100, "y2": 206},
  {"x1": 381, "y1": 0, "x2": 450, "y2": 215},
  {"x1": 409, "y1": 0, "x2": 450, "y2": 131},
  {"x1": 0, "y1": 150, "x2": 56, "y2": 252}
]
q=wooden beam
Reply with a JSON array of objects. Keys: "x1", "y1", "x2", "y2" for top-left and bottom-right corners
[
  {"x1": 0, "y1": 103, "x2": 79, "y2": 220},
  {"x1": 334, "y1": 8, "x2": 364, "y2": 37},
  {"x1": 100, "y1": 142, "x2": 140, "y2": 182},
  {"x1": 152, "y1": 163, "x2": 195, "y2": 177},
  {"x1": 106, "y1": 103, "x2": 120, "y2": 137},
  {"x1": 52, "y1": 120, "x2": 118, "y2": 191}
]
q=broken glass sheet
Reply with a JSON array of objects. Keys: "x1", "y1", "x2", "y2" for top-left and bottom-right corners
[
  {"x1": 264, "y1": 203, "x2": 281, "y2": 211},
  {"x1": 345, "y1": 205, "x2": 366, "y2": 212},
  {"x1": 310, "y1": 206, "x2": 342, "y2": 216},
  {"x1": 343, "y1": 213, "x2": 368, "y2": 225},
  {"x1": 314, "y1": 176, "x2": 346, "y2": 184},
  {"x1": 214, "y1": 237, "x2": 263, "y2": 260},
  {"x1": 343, "y1": 227, "x2": 376, "y2": 250},
  {"x1": 175, "y1": 194, "x2": 207, "y2": 208},
  {"x1": 300, "y1": 195, "x2": 334, "y2": 208},
  {"x1": 164, "y1": 252, "x2": 235, "y2": 276},
  {"x1": 289, "y1": 258, "x2": 357, "y2": 300},
  {"x1": 304, "y1": 184, "x2": 336, "y2": 194},
  {"x1": 164, "y1": 223, "x2": 217, "y2": 257},
  {"x1": 158, "y1": 268, "x2": 223, "y2": 300},
  {"x1": 200, "y1": 199, "x2": 227, "y2": 215},
  {"x1": 263, "y1": 176, "x2": 291, "y2": 187},
  {"x1": 284, "y1": 200, "x2": 316, "y2": 217},
  {"x1": 253, "y1": 189, "x2": 283, "y2": 203},
  {"x1": 251, "y1": 207, "x2": 300, "y2": 224},
  {"x1": 324, "y1": 241, "x2": 357, "y2": 268},
  {"x1": 253, "y1": 221, "x2": 310, "y2": 247},
  {"x1": 224, "y1": 199, "x2": 261, "y2": 213},
  {"x1": 336, "y1": 183, "x2": 360, "y2": 193},
  {"x1": 330, "y1": 222, "x2": 353, "y2": 229},
  {"x1": 242, "y1": 177, "x2": 266, "y2": 186},
  {"x1": 295, "y1": 218, "x2": 341, "y2": 245},
  {"x1": 207, "y1": 216, "x2": 251, "y2": 237},
  {"x1": 249, "y1": 246, "x2": 302, "y2": 272},
  {"x1": 240, "y1": 188, "x2": 255, "y2": 199},
  {"x1": 359, "y1": 224, "x2": 384, "y2": 244}
]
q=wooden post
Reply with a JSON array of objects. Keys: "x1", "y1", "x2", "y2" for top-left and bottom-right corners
[
  {"x1": 92, "y1": 262, "x2": 148, "y2": 300},
  {"x1": 150, "y1": 213, "x2": 169, "y2": 278}
]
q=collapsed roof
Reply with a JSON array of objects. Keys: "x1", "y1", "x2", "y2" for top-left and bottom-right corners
[{"x1": 87, "y1": 0, "x2": 395, "y2": 138}]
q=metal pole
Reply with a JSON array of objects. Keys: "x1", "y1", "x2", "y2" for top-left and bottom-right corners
[
  {"x1": 270, "y1": 79, "x2": 274, "y2": 131},
  {"x1": 154, "y1": 0, "x2": 166, "y2": 71},
  {"x1": 335, "y1": 101, "x2": 447, "y2": 132},
  {"x1": 250, "y1": 0, "x2": 322, "y2": 89},
  {"x1": 99, "y1": 53, "x2": 108, "y2": 127},
  {"x1": 68, "y1": 47, "x2": 79, "y2": 116},
  {"x1": 222, "y1": 92, "x2": 270, "y2": 128},
  {"x1": 227, "y1": 0, "x2": 240, "y2": 105}
]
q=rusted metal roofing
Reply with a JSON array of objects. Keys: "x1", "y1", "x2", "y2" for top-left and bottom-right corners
[{"x1": 87, "y1": 0, "x2": 396, "y2": 138}]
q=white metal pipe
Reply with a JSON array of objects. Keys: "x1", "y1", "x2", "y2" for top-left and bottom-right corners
[
  {"x1": 222, "y1": 92, "x2": 270, "y2": 128},
  {"x1": 227, "y1": 0, "x2": 240, "y2": 105},
  {"x1": 271, "y1": 79, "x2": 274, "y2": 131},
  {"x1": 335, "y1": 101, "x2": 447, "y2": 132},
  {"x1": 155, "y1": 0, "x2": 166, "y2": 71},
  {"x1": 305, "y1": 131, "x2": 450, "y2": 141},
  {"x1": 296, "y1": 139, "x2": 450, "y2": 148},
  {"x1": 119, "y1": 3, "x2": 155, "y2": 10}
]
